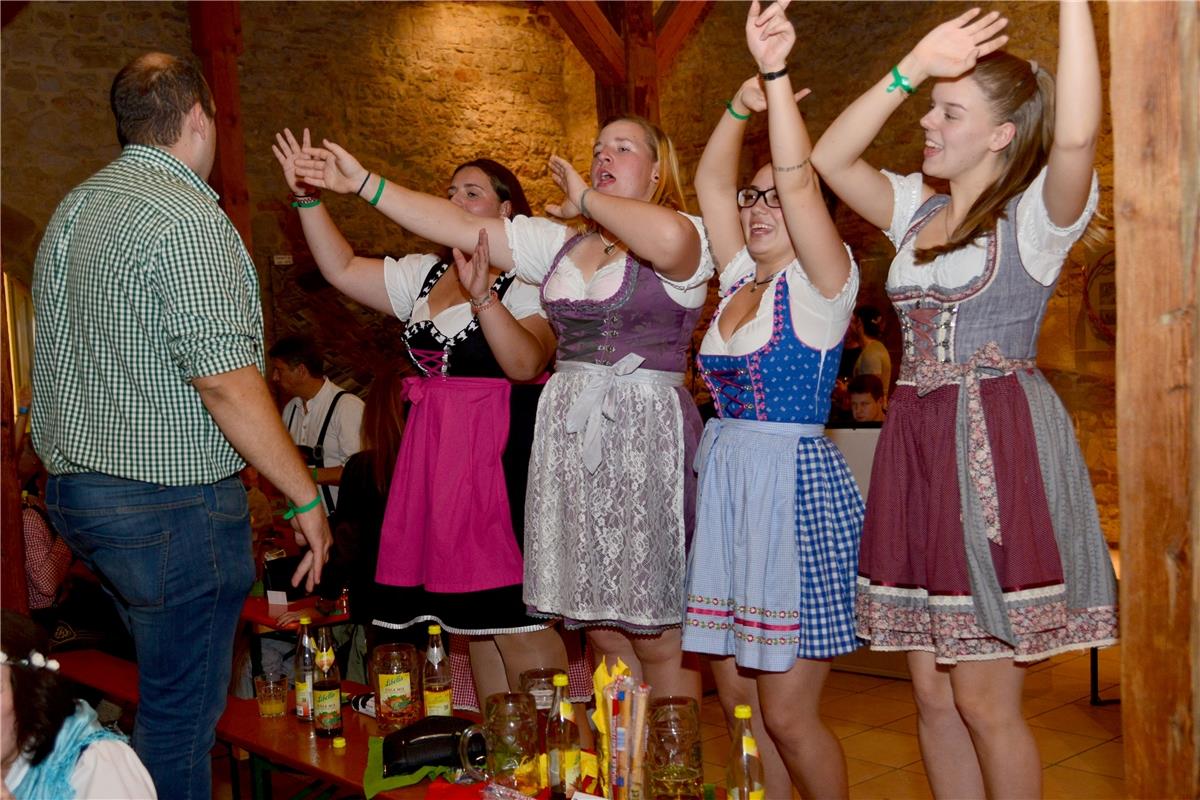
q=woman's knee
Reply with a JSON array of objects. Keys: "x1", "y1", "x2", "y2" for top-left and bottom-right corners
[{"x1": 630, "y1": 630, "x2": 682, "y2": 666}]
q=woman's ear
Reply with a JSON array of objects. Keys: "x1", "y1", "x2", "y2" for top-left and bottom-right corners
[
  {"x1": 500, "y1": 199, "x2": 513, "y2": 219},
  {"x1": 989, "y1": 120, "x2": 1017, "y2": 153}
]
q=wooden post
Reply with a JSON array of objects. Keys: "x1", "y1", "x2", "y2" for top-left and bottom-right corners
[
  {"x1": 1110, "y1": 1, "x2": 1199, "y2": 796},
  {"x1": 0, "y1": 275, "x2": 28, "y2": 613},
  {"x1": 188, "y1": 0, "x2": 252, "y2": 252},
  {"x1": 620, "y1": 1, "x2": 659, "y2": 123}
]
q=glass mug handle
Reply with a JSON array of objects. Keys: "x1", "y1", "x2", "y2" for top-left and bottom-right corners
[{"x1": 458, "y1": 724, "x2": 488, "y2": 780}]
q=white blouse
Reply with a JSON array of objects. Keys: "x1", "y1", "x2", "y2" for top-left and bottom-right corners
[
  {"x1": 883, "y1": 165, "x2": 1100, "y2": 291},
  {"x1": 5, "y1": 740, "x2": 158, "y2": 799},
  {"x1": 700, "y1": 246, "x2": 859, "y2": 357},
  {"x1": 382, "y1": 252, "x2": 545, "y2": 337},
  {"x1": 503, "y1": 213, "x2": 715, "y2": 309}
]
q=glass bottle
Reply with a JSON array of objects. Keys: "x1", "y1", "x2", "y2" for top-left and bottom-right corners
[
  {"x1": 545, "y1": 673, "x2": 580, "y2": 800},
  {"x1": 293, "y1": 614, "x2": 315, "y2": 721},
  {"x1": 312, "y1": 625, "x2": 343, "y2": 738},
  {"x1": 726, "y1": 704, "x2": 765, "y2": 800},
  {"x1": 422, "y1": 624, "x2": 452, "y2": 717}
]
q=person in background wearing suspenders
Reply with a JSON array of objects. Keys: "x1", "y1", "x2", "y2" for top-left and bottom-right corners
[{"x1": 269, "y1": 335, "x2": 365, "y2": 515}]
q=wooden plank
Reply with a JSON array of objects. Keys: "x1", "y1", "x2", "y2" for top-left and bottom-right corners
[
  {"x1": 0, "y1": 275, "x2": 27, "y2": 613},
  {"x1": 654, "y1": 0, "x2": 714, "y2": 78},
  {"x1": 187, "y1": 1, "x2": 253, "y2": 252},
  {"x1": 545, "y1": 1, "x2": 625, "y2": 85},
  {"x1": 1110, "y1": 1, "x2": 1199, "y2": 797},
  {"x1": 622, "y1": 1, "x2": 659, "y2": 122}
]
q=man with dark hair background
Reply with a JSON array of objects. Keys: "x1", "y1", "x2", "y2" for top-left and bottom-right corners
[
  {"x1": 269, "y1": 335, "x2": 364, "y2": 514},
  {"x1": 31, "y1": 51, "x2": 330, "y2": 800}
]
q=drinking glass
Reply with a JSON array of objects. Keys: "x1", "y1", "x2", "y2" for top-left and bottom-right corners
[
  {"x1": 459, "y1": 692, "x2": 540, "y2": 796},
  {"x1": 254, "y1": 672, "x2": 288, "y2": 718},
  {"x1": 646, "y1": 696, "x2": 703, "y2": 800}
]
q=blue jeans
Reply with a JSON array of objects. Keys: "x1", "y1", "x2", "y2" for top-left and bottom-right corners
[{"x1": 45, "y1": 473, "x2": 254, "y2": 800}]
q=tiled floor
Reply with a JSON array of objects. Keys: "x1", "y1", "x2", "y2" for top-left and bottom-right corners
[
  {"x1": 694, "y1": 645, "x2": 1123, "y2": 799},
  {"x1": 216, "y1": 645, "x2": 1123, "y2": 799}
]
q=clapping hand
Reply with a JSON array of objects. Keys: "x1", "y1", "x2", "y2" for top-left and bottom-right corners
[
  {"x1": 546, "y1": 155, "x2": 587, "y2": 220},
  {"x1": 746, "y1": 0, "x2": 794, "y2": 74},
  {"x1": 271, "y1": 127, "x2": 317, "y2": 196},
  {"x1": 453, "y1": 228, "x2": 493, "y2": 302},
  {"x1": 294, "y1": 138, "x2": 370, "y2": 195},
  {"x1": 734, "y1": 74, "x2": 811, "y2": 115},
  {"x1": 912, "y1": 8, "x2": 1009, "y2": 79}
]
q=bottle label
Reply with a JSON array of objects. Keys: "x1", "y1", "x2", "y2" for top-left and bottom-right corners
[
  {"x1": 742, "y1": 734, "x2": 759, "y2": 758},
  {"x1": 314, "y1": 687, "x2": 342, "y2": 730},
  {"x1": 424, "y1": 687, "x2": 452, "y2": 716},
  {"x1": 729, "y1": 789, "x2": 764, "y2": 800},
  {"x1": 316, "y1": 646, "x2": 336, "y2": 672},
  {"x1": 295, "y1": 679, "x2": 312, "y2": 717},
  {"x1": 530, "y1": 686, "x2": 554, "y2": 710},
  {"x1": 379, "y1": 672, "x2": 413, "y2": 712}
]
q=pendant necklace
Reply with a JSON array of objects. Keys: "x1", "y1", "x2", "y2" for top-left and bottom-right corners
[
  {"x1": 597, "y1": 229, "x2": 619, "y2": 256},
  {"x1": 749, "y1": 268, "x2": 784, "y2": 293}
]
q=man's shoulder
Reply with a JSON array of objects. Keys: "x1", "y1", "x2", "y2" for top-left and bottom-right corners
[{"x1": 73, "y1": 151, "x2": 225, "y2": 228}]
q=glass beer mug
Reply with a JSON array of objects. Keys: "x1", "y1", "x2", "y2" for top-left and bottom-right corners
[
  {"x1": 646, "y1": 696, "x2": 703, "y2": 800},
  {"x1": 459, "y1": 692, "x2": 540, "y2": 796}
]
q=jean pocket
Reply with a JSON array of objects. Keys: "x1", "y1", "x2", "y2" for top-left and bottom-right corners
[
  {"x1": 209, "y1": 479, "x2": 249, "y2": 523},
  {"x1": 70, "y1": 525, "x2": 171, "y2": 608}
]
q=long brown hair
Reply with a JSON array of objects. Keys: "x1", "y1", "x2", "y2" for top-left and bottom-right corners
[
  {"x1": 600, "y1": 114, "x2": 689, "y2": 213},
  {"x1": 914, "y1": 51, "x2": 1053, "y2": 264},
  {"x1": 359, "y1": 368, "x2": 406, "y2": 494}
]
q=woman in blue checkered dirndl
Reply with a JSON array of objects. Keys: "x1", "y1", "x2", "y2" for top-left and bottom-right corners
[{"x1": 681, "y1": 6, "x2": 863, "y2": 798}]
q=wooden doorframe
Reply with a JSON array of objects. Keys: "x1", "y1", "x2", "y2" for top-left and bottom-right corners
[{"x1": 1110, "y1": 1, "x2": 1199, "y2": 796}]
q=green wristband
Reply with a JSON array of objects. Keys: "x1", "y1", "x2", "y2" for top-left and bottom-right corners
[
  {"x1": 725, "y1": 101, "x2": 750, "y2": 121},
  {"x1": 368, "y1": 175, "x2": 386, "y2": 206},
  {"x1": 291, "y1": 198, "x2": 321, "y2": 209},
  {"x1": 886, "y1": 65, "x2": 915, "y2": 95},
  {"x1": 282, "y1": 494, "x2": 322, "y2": 520}
]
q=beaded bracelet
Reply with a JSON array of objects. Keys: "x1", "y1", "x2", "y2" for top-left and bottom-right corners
[
  {"x1": 469, "y1": 289, "x2": 499, "y2": 314},
  {"x1": 291, "y1": 197, "x2": 321, "y2": 209},
  {"x1": 283, "y1": 494, "x2": 322, "y2": 520}
]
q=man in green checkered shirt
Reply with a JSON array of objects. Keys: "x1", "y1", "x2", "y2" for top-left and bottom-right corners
[{"x1": 31, "y1": 52, "x2": 331, "y2": 800}]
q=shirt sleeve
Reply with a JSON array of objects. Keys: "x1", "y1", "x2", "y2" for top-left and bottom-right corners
[
  {"x1": 150, "y1": 214, "x2": 262, "y2": 381},
  {"x1": 23, "y1": 507, "x2": 71, "y2": 599},
  {"x1": 882, "y1": 170, "x2": 926, "y2": 250},
  {"x1": 718, "y1": 248, "x2": 756, "y2": 295},
  {"x1": 1015, "y1": 166, "x2": 1100, "y2": 285},
  {"x1": 655, "y1": 212, "x2": 717, "y2": 293},
  {"x1": 332, "y1": 395, "x2": 365, "y2": 465},
  {"x1": 787, "y1": 245, "x2": 860, "y2": 351},
  {"x1": 383, "y1": 253, "x2": 441, "y2": 322},
  {"x1": 504, "y1": 215, "x2": 571, "y2": 286},
  {"x1": 71, "y1": 740, "x2": 159, "y2": 799},
  {"x1": 501, "y1": 276, "x2": 546, "y2": 320}
]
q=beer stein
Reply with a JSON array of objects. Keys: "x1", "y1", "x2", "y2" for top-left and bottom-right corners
[
  {"x1": 459, "y1": 692, "x2": 540, "y2": 796},
  {"x1": 646, "y1": 696, "x2": 703, "y2": 800}
]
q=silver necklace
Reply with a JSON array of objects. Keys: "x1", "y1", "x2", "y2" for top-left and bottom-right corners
[{"x1": 597, "y1": 229, "x2": 619, "y2": 256}]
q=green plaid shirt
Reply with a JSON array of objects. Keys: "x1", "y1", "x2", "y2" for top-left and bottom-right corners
[{"x1": 31, "y1": 145, "x2": 264, "y2": 485}]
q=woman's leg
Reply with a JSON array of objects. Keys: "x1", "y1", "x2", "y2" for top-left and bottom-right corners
[
  {"x1": 907, "y1": 651, "x2": 986, "y2": 798},
  {"x1": 587, "y1": 627, "x2": 642, "y2": 680},
  {"x1": 493, "y1": 626, "x2": 570, "y2": 689},
  {"x1": 757, "y1": 658, "x2": 846, "y2": 799},
  {"x1": 950, "y1": 659, "x2": 1040, "y2": 800},
  {"x1": 631, "y1": 628, "x2": 701, "y2": 701},
  {"x1": 467, "y1": 637, "x2": 509, "y2": 702},
  {"x1": 709, "y1": 657, "x2": 793, "y2": 799}
]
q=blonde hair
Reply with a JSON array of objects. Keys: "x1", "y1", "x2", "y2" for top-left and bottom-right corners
[
  {"x1": 916, "y1": 51, "x2": 1065, "y2": 263},
  {"x1": 600, "y1": 114, "x2": 689, "y2": 213}
]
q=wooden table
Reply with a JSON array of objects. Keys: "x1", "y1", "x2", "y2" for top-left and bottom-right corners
[{"x1": 219, "y1": 682, "x2": 430, "y2": 800}]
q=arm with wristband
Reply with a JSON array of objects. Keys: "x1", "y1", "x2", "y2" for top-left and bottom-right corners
[
  {"x1": 694, "y1": 72, "x2": 760, "y2": 272},
  {"x1": 811, "y1": 8, "x2": 1009, "y2": 231}
]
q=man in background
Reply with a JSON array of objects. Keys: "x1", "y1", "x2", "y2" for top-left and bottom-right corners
[{"x1": 31, "y1": 51, "x2": 330, "y2": 800}]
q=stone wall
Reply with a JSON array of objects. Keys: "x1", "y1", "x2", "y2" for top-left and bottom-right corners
[{"x1": 0, "y1": 1, "x2": 1117, "y2": 541}]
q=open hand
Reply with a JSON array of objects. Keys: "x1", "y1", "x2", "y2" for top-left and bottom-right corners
[
  {"x1": 546, "y1": 155, "x2": 586, "y2": 219},
  {"x1": 913, "y1": 8, "x2": 1009, "y2": 79},
  {"x1": 289, "y1": 507, "x2": 331, "y2": 593},
  {"x1": 746, "y1": 0, "x2": 794, "y2": 74},
  {"x1": 453, "y1": 228, "x2": 493, "y2": 301},
  {"x1": 271, "y1": 127, "x2": 317, "y2": 196},
  {"x1": 294, "y1": 138, "x2": 369, "y2": 195}
]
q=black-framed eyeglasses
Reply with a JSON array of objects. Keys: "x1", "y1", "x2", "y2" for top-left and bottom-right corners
[{"x1": 736, "y1": 187, "x2": 780, "y2": 209}]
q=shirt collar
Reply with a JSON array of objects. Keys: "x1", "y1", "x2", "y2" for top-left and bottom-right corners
[{"x1": 120, "y1": 144, "x2": 219, "y2": 202}]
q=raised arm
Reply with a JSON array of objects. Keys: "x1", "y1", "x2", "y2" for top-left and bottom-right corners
[
  {"x1": 749, "y1": 0, "x2": 849, "y2": 298},
  {"x1": 546, "y1": 155, "x2": 701, "y2": 281},
  {"x1": 812, "y1": 8, "x2": 1009, "y2": 230},
  {"x1": 274, "y1": 129, "x2": 391, "y2": 314},
  {"x1": 453, "y1": 229, "x2": 556, "y2": 380},
  {"x1": 695, "y1": 75, "x2": 761, "y2": 272},
  {"x1": 1042, "y1": 0, "x2": 1100, "y2": 226},
  {"x1": 295, "y1": 139, "x2": 515, "y2": 270}
]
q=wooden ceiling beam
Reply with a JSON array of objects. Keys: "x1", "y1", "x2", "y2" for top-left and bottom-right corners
[
  {"x1": 654, "y1": 0, "x2": 714, "y2": 77},
  {"x1": 545, "y1": 1, "x2": 626, "y2": 86}
]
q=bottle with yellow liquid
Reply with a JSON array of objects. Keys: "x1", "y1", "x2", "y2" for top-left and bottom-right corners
[
  {"x1": 293, "y1": 615, "x2": 315, "y2": 721},
  {"x1": 726, "y1": 705, "x2": 765, "y2": 800},
  {"x1": 312, "y1": 625, "x2": 343, "y2": 738},
  {"x1": 546, "y1": 673, "x2": 580, "y2": 800},
  {"x1": 422, "y1": 624, "x2": 452, "y2": 717}
]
